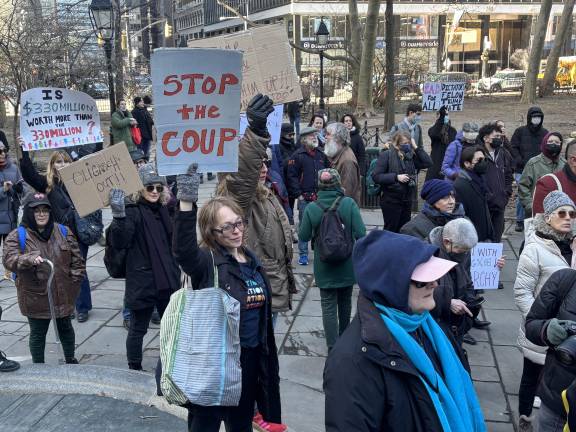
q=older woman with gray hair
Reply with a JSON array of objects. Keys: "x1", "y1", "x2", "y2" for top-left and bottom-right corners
[
  {"x1": 324, "y1": 122, "x2": 361, "y2": 204},
  {"x1": 429, "y1": 218, "x2": 483, "y2": 350}
]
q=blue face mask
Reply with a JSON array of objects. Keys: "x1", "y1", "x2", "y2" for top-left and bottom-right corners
[
  {"x1": 444, "y1": 115, "x2": 450, "y2": 124},
  {"x1": 413, "y1": 114, "x2": 422, "y2": 125},
  {"x1": 400, "y1": 143, "x2": 412, "y2": 153}
]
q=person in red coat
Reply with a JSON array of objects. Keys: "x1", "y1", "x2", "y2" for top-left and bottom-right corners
[{"x1": 533, "y1": 140, "x2": 576, "y2": 215}]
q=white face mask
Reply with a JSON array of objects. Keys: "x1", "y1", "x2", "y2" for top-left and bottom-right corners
[
  {"x1": 463, "y1": 132, "x2": 478, "y2": 141},
  {"x1": 531, "y1": 116, "x2": 542, "y2": 126},
  {"x1": 324, "y1": 140, "x2": 339, "y2": 158}
]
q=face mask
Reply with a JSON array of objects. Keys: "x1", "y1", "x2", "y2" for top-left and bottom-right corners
[
  {"x1": 324, "y1": 140, "x2": 338, "y2": 158},
  {"x1": 448, "y1": 251, "x2": 468, "y2": 264},
  {"x1": 463, "y1": 132, "x2": 478, "y2": 142},
  {"x1": 400, "y1": 143, "x2": 412, "y2": 153},
  {"x1": 491, "y1": 138, "x2": 503, "y2": 148},
  {"x1": 531, "y1": 116, "x2": 542, "y2": 126},
  {"x1": 545, "y1": 143, "x2": 562, "y2": 158},
  {"x1": 443, "y1": 116, "x2": 450, "y2": 125},
  {"x1": 412, "y1": 114, "x2": 422, "y2": 125},
  {"x1": 473, "y1": 159, "x2": 488, "y2": 175}
]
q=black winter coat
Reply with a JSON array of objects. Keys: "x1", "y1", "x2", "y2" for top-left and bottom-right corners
[
  {"x1": 107, "y1": 202, "x2": 180, "y2": 310},
  {"x1": 454, "y1": 170, "x2": 494, "y2": 242},
  {"x1": 372, "y1": 147, "x2": 432, "y2": 204},
  {"x1": 286, "y1": 146, "x2": 329, "y2": 199},
  {"x1": 399, "y1": 203, "x2": 465, "y2": 241},
  {"x1": 510, "y1": 107, "x2": 548, "y2": 171},
  {"x1": 131, "y1": 106, "x2": 154, "y2": 140},
  {"x1": 526, "y1": 268, "x2": 576, "y2": 416},
  {"x1": 19, "y1": 152, "x2": 77, "y2": 236},
  {"x1": 349, "y1": 128, "x2": 367, "y2": 176},
  {"x1": 172, "y1": 205, "x2": 281, "y2": 422},
  {"x1": 482, "y1": 146, "x2": 514, "y2": 212},
  {"x1": 426, "y1": 120, "x2": 457, "y2": 181},
  {"x1": 324, "y1": 293, "x2": 468, "y2": 432}
]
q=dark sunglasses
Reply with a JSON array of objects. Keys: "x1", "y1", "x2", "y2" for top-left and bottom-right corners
[
  {"x1": 145, "y1": 185, "x2": 164, "y2": 193},
  {"x1": 411, "y1": 280, "x2": 430, "y2": 289},
  {"x1": 554, "y1": 210, "x2": 576, "y2": 219}
]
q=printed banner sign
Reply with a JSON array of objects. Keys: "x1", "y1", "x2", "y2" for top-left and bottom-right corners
[
  {"x1": 188, "y1": 24, "x2": 303, "y2": 111},
  {"x1": 59, "y1": 142, "x2": 143, "y2": 217},
  {"x1": 239, "y1": 104, "x2": 284, "y2": 145},
  {"x1": 20, "y1": 88, "x2": 103, "y2": 151},
  {"x1": 471, "y1": 242, "x2": 504, "y2": 290},
  {"x1": 151, "y1": 48, "x2": 243, "y2": 175},
  {"x1": 421, "y1": 81, "x2": 465, "y2": 112}
]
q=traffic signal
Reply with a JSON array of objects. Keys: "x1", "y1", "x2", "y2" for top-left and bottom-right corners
[
  {"x1": 165, "y1": 22, "x2": 172, "y2": 38},
  {"x1": 121, "y1": 31, "x2": 127, "y2": 50},
  {"x1": 97, "y1": 34, "x2": 104, "y2": 47}
]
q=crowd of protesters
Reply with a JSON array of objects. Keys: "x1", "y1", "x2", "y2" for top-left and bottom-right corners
[{"x1": 1, "y1": 93, "x2": 576, "y2": 432}]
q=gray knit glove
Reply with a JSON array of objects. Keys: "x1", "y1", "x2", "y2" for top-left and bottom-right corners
[
  {"x1": 546, "y1": 318, "x2": 576, "y2": 345},
  {"x1": 109, "y1": 188, "x2": 126, "y2": 218},
  {"x1": 177, "y1": 163, "x2": 201, "y2": 202}
]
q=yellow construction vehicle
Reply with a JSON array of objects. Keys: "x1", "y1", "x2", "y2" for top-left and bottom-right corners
[{"x1": 538, "y1": 56, "x2": 576, "y2": 89}]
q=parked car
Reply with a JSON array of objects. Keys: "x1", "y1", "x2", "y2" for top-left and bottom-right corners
[
  {"x1": 419, "y1": 72, "x2": 472, "y2": 93},
  {"x1": 477, "y1": 69, "x2": 526, "y2": 92},
  {"x1": 372, "y1": 74, "x2": 420, "y2": 105}
]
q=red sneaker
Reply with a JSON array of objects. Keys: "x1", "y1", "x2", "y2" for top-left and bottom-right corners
[{"x1": 253, "y1": 413, "x2": 287, "y2": 432}]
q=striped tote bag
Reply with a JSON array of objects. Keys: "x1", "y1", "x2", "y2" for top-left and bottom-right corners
[{"x1": 160, "y1": 256, "x2": 242, "y2": 406}]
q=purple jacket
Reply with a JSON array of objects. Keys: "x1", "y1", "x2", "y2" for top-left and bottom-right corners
[{"x1": 441, "y1": 132, "x2": 464, "y2": 181}]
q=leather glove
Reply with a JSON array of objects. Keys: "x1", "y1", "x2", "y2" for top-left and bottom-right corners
[
  {"x1": 177, "y1": 163, "x2": 201, "y2": 202},
  {"x1": 109, "y1": 188, "x2": 126, "y2": 218},
  {"x1": 246, "y1": 93, "x2": 274, "y2": 136},
  {"x1": 546, "y1": 318, "x2": 576, "y2": 345}
]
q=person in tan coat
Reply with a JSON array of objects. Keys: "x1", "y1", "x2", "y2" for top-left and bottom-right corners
[
  {"x1": 324, "y1": 122, "x2": 361, "y2": 204},
  {"x1": 3, "y1": 192, "x2": 85, "y2": 364}
]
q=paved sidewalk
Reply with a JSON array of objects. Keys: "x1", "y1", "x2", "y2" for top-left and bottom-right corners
[{"x1": 0, "y1": 178, "x2": 527, "y2": 431}]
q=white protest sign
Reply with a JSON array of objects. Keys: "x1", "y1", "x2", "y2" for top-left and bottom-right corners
[
  {"x1": 471, "y1": 242, "x2": 504, "y2": 290},
  {"x1": 421, "y1": 81, "x2": 465, "y2": 112},
  {"x1": 20, "y1": 88, "x2": 103, "y2": 151},
  {"x1": 239, "y1": 104, "x2": 283, "y2": 145},
  {"x1": 151, "y1": 48, "x2": 243, "y2": 175}
]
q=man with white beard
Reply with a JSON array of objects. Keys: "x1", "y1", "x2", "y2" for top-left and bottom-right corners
[{"x1": 324, "y1": 123, "x2": 361, "y2": 204}]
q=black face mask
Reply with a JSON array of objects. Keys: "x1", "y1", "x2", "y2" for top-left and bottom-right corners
[
  {"x1": 473, "y1": 159, "x2": 488, "y2": 175},
  {"x1": 448, "y1": 251, "x2": 468, "y2": 264},
  {"x1": 491, "y1": 138, "x2": 502, "y2": 148},
  {"x1": 545, "y1": 144, "x2": 562, "y2": 158}
]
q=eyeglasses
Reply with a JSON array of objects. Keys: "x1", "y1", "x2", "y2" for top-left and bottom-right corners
[
  {"x1": 411, "y1": 280, "x2": 430, "y2": 289},
  {"x1": 34, "y1": 207, "x2": 50, "y2": 215},
  {"x1": 145, "y1": 185, "x2": 164, "y2": 193},
  {"x1": 554, "y1": 210, "x2": 576, "y2": 219},
  {"x1": 212, "y1": 219, "x2": 246, "y2": 235}
]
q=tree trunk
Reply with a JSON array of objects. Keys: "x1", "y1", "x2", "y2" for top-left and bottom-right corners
[
  {"x1": 348, "y1": 0, "x2": 362, "y2": 106},
  {"x1": 540, "y1": 0, "x2": 575, "y2": 97},
  {"x1": 384, "y1": 0, "x2": 394, "y2": 129},
  {"x1": 356, "y1": 0, "x2": 380, "y2": 117},
  {"x1": 113, "y1": 0, "x2": 124, "y2": 101},
  {"x1": 520, "y1": 0, "x2": 553, "y2": 104},
  {"x1": 150, "y1": 0, "x2": 161, "y2": 50}
]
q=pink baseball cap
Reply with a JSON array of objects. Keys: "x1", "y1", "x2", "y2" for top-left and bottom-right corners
[{"x1": 411, "y1": 255, "x2": 457, "y2": 283}]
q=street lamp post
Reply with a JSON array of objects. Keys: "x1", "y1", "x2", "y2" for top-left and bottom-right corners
[
  {"x1": 315, "y1": 17, "x2": 329, "y2": 111},
  {"x1": 89, "y1": 0, "x2": 116, "y2": 116}
]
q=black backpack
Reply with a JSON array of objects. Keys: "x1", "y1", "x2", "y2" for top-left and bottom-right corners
[
  {"x1": 314, "y1": 196, "x2": 354, "y2": 263},
  {"x1": 103, "y1": 224, "x2": 128, "y2": 278}
]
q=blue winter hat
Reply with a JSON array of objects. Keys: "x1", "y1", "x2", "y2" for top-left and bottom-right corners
[
  {"x1": 420, "y1": 179, "x2": 454, "y2": 206},
  {"x1": 352, "y1": 230, "x2": 439, "y2": 312}
]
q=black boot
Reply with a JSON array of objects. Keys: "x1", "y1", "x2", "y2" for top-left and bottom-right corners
[{"x1": 128, "y1": 362, "x2": 143, "y2": 371}]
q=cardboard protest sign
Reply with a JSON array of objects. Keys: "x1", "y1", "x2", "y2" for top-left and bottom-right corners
[
  {"x1": 471, "y1": 243, "x2": 504, "y2": 290},
  {"x1": 151, "y1": 48, "x2": 243, "y2": 176},
  {"x1": 239, "y1": 104, "x2": 284, "y2": 145},
  {"x1": 188, "y1": 24, "x2": 303, "y2": 111},
  {"x1": 59, "y1": 142, "x2": 143, "y2": 217},
  {"x1": 20, "y1": 88, "x2": 103, "y2": 151},
  {"x1": 422, "y1": 81, "x2": 465, "y2": 112}
]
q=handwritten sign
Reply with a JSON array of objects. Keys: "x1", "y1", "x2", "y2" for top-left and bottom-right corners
[
  {"x1": 239, "y1": 104, "x2": 283, "y2": 145},
  {"x1": 151, "y1": 48, "x2": 243, "y2": 176},
  {"x1": 20, "y1": 88, "x2": 103, "y2": 151},
  {"x1": 188, "y1": 24, "x2": 303, "y2": 111},
  {"x1": 59, "y1": 142, "x2": 143, "y2": 217},
  {"x1": 471, "y1": 242, "x2": 503, "y2": 290},
  {"x1": 422, "y1": 81, "x2": 465, "y2": 112}
]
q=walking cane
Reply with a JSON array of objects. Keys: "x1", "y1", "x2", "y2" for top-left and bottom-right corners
[{"x1": 44, "y1": 259, "x2": 66, "y2": 364}]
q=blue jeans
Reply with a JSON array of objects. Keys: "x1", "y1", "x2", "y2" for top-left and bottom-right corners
[
  {"x1": 140, "y1": 139, "x2": 152, "y2": 159},
  {"x1": 515, "y1": 173, "x2": 525, "y2": 222},
  {"x1": 122, "y1": 306, "x2": 131, "y2": 320},
  {"x1": 298, "y1": 199, "x2": 310, "y2": 257},
  {"x1": 76, "y1": 241, "x2": 92, "y2": 314},
  {"x1": 290, "y1": 113, "x2": 301, "y2": 140},
  {"x1": 538, "y1": 403, "x2": 566, "y2": 432}
]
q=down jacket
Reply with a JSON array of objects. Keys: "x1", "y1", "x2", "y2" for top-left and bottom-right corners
[
  {"x1": 218, "y1": 128, "x2": 295, "y2": 313},
  {"x1": 3, "y1": 225, "x2": 85, "y2": 319},
  {"x1": 514, "y1": 214, "x2": 576, "y2": 364}
]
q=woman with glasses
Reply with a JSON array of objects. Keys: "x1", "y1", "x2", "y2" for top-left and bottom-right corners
[
  {"x1": 3, "y1": 192, "x2": 85, "y2": 364},
  {"x1": 106, "y1": 164, "x2": 180, "y2": 372},
  {"x1": 173, "y1": 163, "x2": 283, "y2": 432},
  {"x1": 514, "y1": 190, "x2": 576, "y2": 431}
]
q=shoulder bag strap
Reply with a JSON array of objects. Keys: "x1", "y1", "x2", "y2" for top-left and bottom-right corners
[{"x1": 211, "y1": 250, "x2": 219, "y2": 287}]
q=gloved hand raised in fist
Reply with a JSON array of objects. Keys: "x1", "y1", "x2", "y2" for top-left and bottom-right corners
[
  {"x1": 109, "y1": 188, "x2": 126, "y2": 218},
  {"x1": 246, "y1": 94, "x2": 274, "y2": 136},
  {"x1": 546, "y1": 318, "x2": 576, "y2": 345},
  {"x1": 177, "y1": 163, "x2": 201, "y2": 203}
]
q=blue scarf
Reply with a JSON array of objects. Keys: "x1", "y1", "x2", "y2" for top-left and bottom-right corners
[{"x1": 375, "y1": 302, "x2": 486, "y2": 432}]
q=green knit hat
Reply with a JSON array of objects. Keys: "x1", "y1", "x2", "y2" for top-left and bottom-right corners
[{"x1": 318, "y1": 168, "x2": 341, "y2": 190}]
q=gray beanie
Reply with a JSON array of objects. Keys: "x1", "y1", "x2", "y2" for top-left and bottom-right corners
[
  {"x1": 138, "y1": 163, "x2": 167, "y2": 186},
  {"x1": 462, "y1": 122, "x2": 479, "y2": 133},
  {"x1": 543, "y1": 190, "x2": 575, "y2": 216}
]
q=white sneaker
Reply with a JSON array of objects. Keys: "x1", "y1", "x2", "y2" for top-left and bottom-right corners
[{"x1": 533, "y1": 396, "x2": 541, "y2": 409}]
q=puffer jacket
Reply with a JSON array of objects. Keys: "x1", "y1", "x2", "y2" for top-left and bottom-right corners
[
  {"x1": 526, "y1": 268, "x2": 576, "y2": 417},
  {"x1": 518, "y1": 154, "x2": 565, "y2": 216},
  {"x1": 0, "y1": 159, "x2": 23, "y2": 235},
  {"x1": 218, "y1": 128, "x2": 295, "y2": 313},
  {"x1": 514, "y1": 214, "x2": 576, "y2": 364},
  {"x1": 510, "y1": 106, "x2": 548, "y2": 172},
  {"x1": 111, "y1": 110, "x2": 135, "y2": 151},
  {"x1": 2, "y1": 224, "x2": 85, "y2": 319}
]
